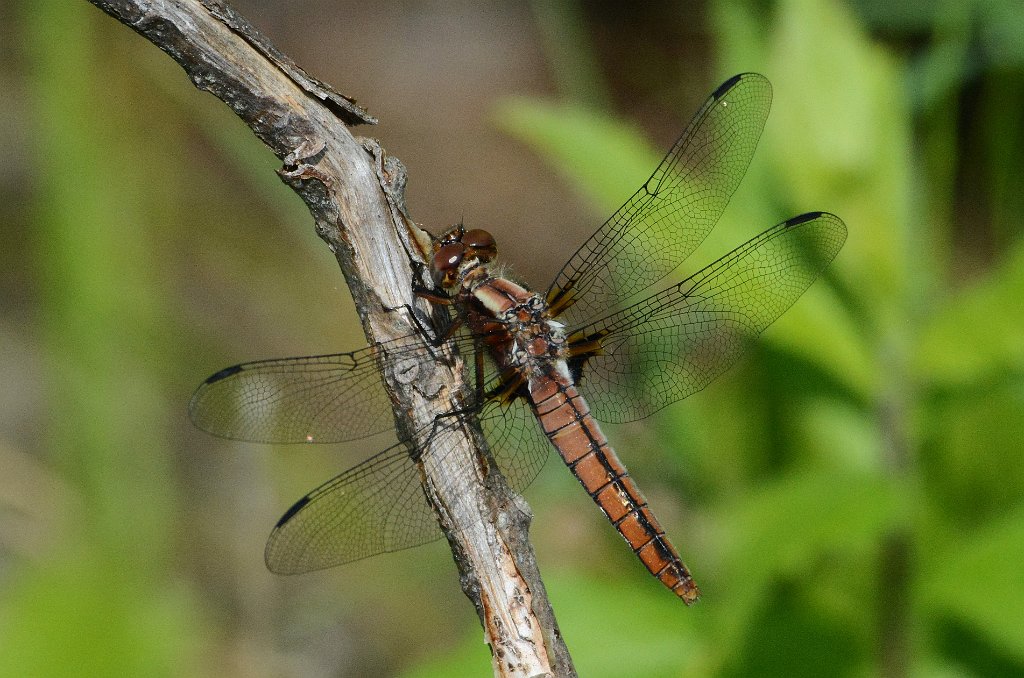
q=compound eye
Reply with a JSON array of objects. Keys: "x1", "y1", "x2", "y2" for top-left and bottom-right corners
[
  {"x1": 463, "y1": 228, "x2": 496, "y2": 260},
  {"x1": 432, "y1": 242, "x2": 465, "y2": 285},
  {"x1": 463, "y1": 229, "x2": 495, "y2": 250}
]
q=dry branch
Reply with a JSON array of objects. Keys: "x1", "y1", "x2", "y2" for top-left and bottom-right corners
[{"x1": 84, "y1": 1, "x2": 574, "y2": 675}]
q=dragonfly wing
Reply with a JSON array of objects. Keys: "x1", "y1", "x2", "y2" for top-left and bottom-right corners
[
  {"x1": 265, "y1": 435, "x2": 437, "y2": 573},
  {"x1": 264, "y1": 400, "x2": 555, "y2": 573},
  {"x1": 547, "y1": 73, "x2": 773, "y2": 328},
  {"x1": 569, "y1": 212, "x2": 847, "y2": 424},
  {"x1": 189, "y1": 333, "x2": 480, "y2": 444},
  {"x1": 189, "y1": 347, "x2": 392, "y2": 444},
  {"x1": 480, "y1": 398, "x2": 553, "y2": 494}
]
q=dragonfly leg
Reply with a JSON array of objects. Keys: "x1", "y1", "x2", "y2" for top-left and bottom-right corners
[
  {"x1": 413, "y1": 285, "x2": 453, "y2": 306},
  {"x1": 474, "y1": 341, "x2": 486, "y2": 401},
  {"x1": 383, "y1": 296, "x2": 461, "y2": 348}
]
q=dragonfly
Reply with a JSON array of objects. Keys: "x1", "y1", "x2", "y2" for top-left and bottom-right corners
[{"x1": 189, "y1": 73, "x2": 847, "y2": 605}]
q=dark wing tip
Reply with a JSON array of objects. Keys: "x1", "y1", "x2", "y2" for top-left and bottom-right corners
[
  {"x1": 712, "y1": 73, "x2": 745, "y2": 97},
  {"x1": 782, "y1": 210, "x2": 847, "y2": 229},
  {"x1": 712, "y1": 72, "x2": 769, "y2": 100},
  {"x1": 785, "y1": 211, "x2": 826, "y2": 227},
  {"x1": 204, "y1": 364, "x2": 244, "y2": 384},
  {"x1": 783, "y1": 212, "x2": 848, "y2": 260},
  {"x1": 275, "y1": 495, "x2": 311, "y2": 528}
]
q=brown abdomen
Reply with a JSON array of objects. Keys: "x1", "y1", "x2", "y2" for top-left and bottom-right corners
[{"x1": 528, "y1": 372, "x2": 700, "y2": 604}]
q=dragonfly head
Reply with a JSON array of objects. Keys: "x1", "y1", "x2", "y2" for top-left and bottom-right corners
[{"x1": 431, "y1": 225, "x2": 497, "y2": 288}]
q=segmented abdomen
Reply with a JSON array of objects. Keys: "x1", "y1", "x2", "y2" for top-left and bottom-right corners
[{"x1": 528, "y1": 370, "x2": 700, "y2": 604}]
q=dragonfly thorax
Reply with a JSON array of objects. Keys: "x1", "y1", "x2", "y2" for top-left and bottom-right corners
[
  {"x1": 498, "y1": 295, "x2": 568, "y2": 374},
  {"x1": 463, "y1": 275, "x2": 570, "y2": 382}
]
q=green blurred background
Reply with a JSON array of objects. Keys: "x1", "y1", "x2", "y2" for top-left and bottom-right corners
[{"x1": 2, "y1": 0, "x2": 1023, "y2": 676}]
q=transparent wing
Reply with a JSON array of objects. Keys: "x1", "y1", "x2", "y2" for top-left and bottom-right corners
[
  {"x1": 568, "y1": 212, "x2": 847, "y2": 424},
  {"x1": 188, "y1": 333, "x2": 483, "y2": 444},
  {"x1": 481, "y1": 396, "x2": 554, "y2": 494},
  {"x1": 264, "y1": 433, "x2": 436, "y2": 573},
  {"x1": 264, "y1": 398, "x2": 553, "y2": 573},
  {"x1": 546, "y1": 73, "x2": 773, "y2": 328}
]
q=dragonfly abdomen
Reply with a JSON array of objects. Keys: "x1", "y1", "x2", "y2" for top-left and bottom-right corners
[{"x1": 528, "y1": 371, "x2": 700, "y2": 604}]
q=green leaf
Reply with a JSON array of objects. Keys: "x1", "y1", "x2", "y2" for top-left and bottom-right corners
[
  {"x1": 715, "y1": 468, "x2": 905, "y2": 641},
  {"x1": 719, "y1": 580, "x2": 865, "y2": 678},
  {"x1": 543, "y1": 573, "x2": 705, "y2": 677},
  {"x1": 914, "y1": 240, "x2": 1024, "y2": 388},
  {"x1": 922, "y1": 380, "x2": 1024, "y2": 525},
  {"x1": 920, "y1": 504, "x2": 1024, "y2": 661},
  {"x1": 767, "y1": 0, "x2": 918, "y2": 324},
  {"x1": 762, "y1": 282, "x2": 878, "y2": 401},
  {"x1": 493, "y1": 98, "x2": 659, "y2": 217}
]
